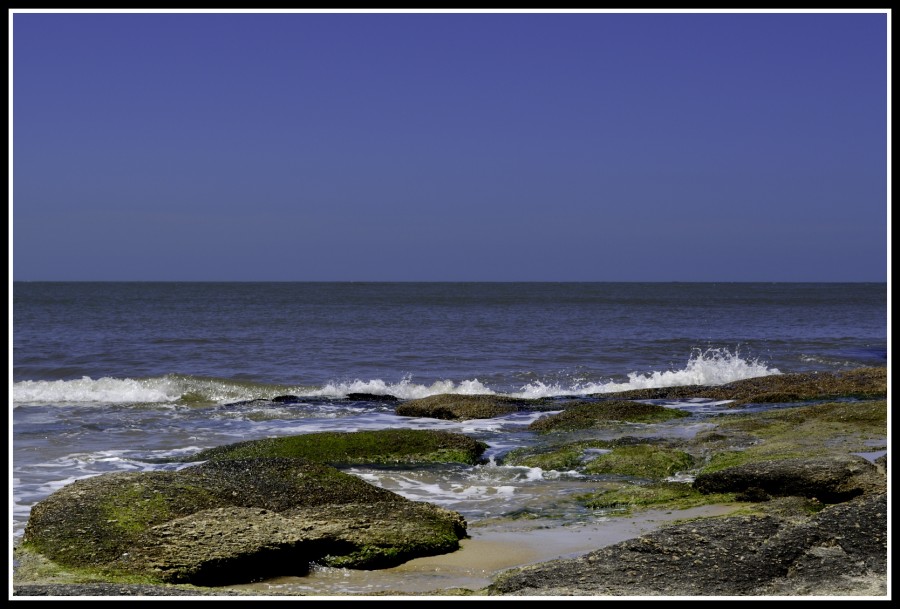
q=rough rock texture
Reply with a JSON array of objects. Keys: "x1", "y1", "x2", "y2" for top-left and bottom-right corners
[
  {"x1": 692, "y1": 455, "x2": 886, "y2": 503},
  {"x1": 21, "y1": 457, "x2": 467, "y2": 586},
  {"x1": 14, "y1": 367, "x2": 888, "y2": 597},
  {"x1": 12, "y1": 584, "x2": 256, "y2": 596},
  {"x1": 180, "y1": 429, "x2": 488, "y2": 466},
  {"x1": 487, "y1": 492, "x2": 887, "y2": 596},
  {"x1": 394, "y1": 394, "x2": 546, "y2": 420},
  {"x1": 345, "y1": 393, "x2": 399, "y2": 402},
  {"x1": 528, "y1": 401, "x2": 690, "y2": 432}
]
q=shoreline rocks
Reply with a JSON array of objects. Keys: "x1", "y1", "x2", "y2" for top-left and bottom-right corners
[
  {"x1": 487, "y1": 492, "x2": 887, "y2": 596},
  {"x1": 178, "y1": 428, "x2": 489, "y2": 466},
  {"x1": 692, "y1": 454, "x2": 886, "y2": 503},
  {"x1": 20, "y1": 457, "x2": 467, "y2": 586},
  {"x1": 13, "y1": 366, "x2": 888, "y2": 597},
  {"x1": 395, "y1": 394, "x2": 550, "y2": 420}
]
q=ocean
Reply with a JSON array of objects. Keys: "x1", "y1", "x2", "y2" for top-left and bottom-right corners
[{"x1": 10, "y1": 281, "x2": 888, "y2": 594}]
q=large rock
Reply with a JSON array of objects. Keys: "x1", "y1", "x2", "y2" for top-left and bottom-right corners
[
  {"x1": 487, "y1": 492, "x2": 887, "y2": 596},
  {"x1": 21, "y1": 458, "x2": 467, "y2": 586},
  {"x1": 395, "y1": 394, "x2": 543, "y2": 420},
  {"x1": 692, "y1": 455, "x2": 886, "y2": 503},
  {"x1": 181, "y1": 429, "x2": 488, "y2": 466},
  {"x1": 529, "y1": 401, "x2": 689, "y2": 432}
]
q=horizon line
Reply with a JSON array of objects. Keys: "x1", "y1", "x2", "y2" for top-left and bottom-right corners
[{"x1": 9, "y1": 279, "x2": 889, "y2": 284}]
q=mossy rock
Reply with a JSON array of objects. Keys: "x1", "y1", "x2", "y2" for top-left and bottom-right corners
[
  {"x1": 500, "y1": 437, "x2": 670, "y2": 471},
  {"x1": 21, "y1": 458, "x2": 468, "y2": 586},
  {"x1": 394, "y1": 394, "x2": 546, "y2": 420},
  {"x1": 182, "y1": 429, "x2": 488, "y2": 466},
  {"x1": 502, "y1": 440, "x2": 617, "y2": 471},
  {"x1": 694, "y1": 400, "x2": 887, "y2": 472},
  {"x1": 579, "y1": 481, "x2": 735, "y2": 513},
  {"x1": 693, "y1": 455, "x2": 885, "y2": 503},
  {"x1": 528, "y1": 401, "x2": 690, "y2": 432},
  {"x1": 583, "y1": 444, "x2": 696, "y2": 479}
]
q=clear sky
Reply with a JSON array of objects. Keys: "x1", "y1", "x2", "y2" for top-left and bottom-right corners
[{"x1": 10, "y1": 9, "x2": 890, "y2": 282}]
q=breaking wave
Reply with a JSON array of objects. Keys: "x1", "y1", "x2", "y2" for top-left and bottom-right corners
[{"x1": 12, "y1": 348, "x2": 779, "y2": 406}]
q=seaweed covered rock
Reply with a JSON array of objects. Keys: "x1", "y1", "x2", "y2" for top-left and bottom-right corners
[
  {"x1": 502, "y1": 440, "x2": 615, "y2": 471},
  {"x1": 692, "y1": 455, "x2": 885, "y2": 503},
  {"x1": 21, "y1": 458, "x2": 467, "y2": 586},
  {"x1": 583, "y1": 444, "x2": 696, "y2": 479},
  {"x1": 578, "y1": 481, "x2": 734, "y2": 513},
  {"x1": 503, "y1": 438, "x2": 695, "y2": 481},
  {"x1": 689, "y1": 400, "x2": 886, "y2": 472},
  {"x1": 181, "y1": 429, "x2": 488, "y2": 466},
  {"x1": 394, "y1": 394, "x2": 545, "y2": 421},
  {"x1": 529, "y1": 401, "x2": 689, "y2": 432}
]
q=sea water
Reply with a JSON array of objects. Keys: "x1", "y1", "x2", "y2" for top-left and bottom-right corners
[{"x1": 10, "y1": 282, "x2": 888, "y2": 593}]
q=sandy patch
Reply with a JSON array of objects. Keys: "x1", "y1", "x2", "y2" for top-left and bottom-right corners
[{"x1": 230, "y1": 503, "x2": 739, "y2": 596}]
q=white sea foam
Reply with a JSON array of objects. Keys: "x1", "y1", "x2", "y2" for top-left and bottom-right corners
[
  {"x1": 512, "y1": 347, "x2": 779, "y2": 398},
  {"x1": 12, "y1": 348, "x2": 779, "y2": 405},
  {"x1": 12, "y1": 376, "x2": 182, "y2": 404},
  {"x1": 349, "y1": 465, "x2": 535, "y2": 511},
  {"x1": 306, "y1": 377, "x2": 497, "y2": 400}
]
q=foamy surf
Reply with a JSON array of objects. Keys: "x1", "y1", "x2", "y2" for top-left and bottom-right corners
[
  {"x1": 12, "y1": 376, "x2": 182, "y2": 404},
  {"x1": 346, "y1": 461, "x2": 582, "y2": 518},
  {"x1": 512, "y1": 348, "x2": 779, "y2": 398},
  {"x1": 12, "y1": 348, "x2": 779, "y2": 406}
]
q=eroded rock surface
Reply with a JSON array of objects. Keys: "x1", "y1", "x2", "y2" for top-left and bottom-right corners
[
  {"x1": 692, "y1": 455, "x2": 886, "y2": 503},
  {"x1": 488, "y1": 492, "x2": 887, "y2": 596},
  {"x1": 21, "y1": 457, "x2": 467, "y2": 586},
  {"x1": 395, "y1": 394, "x2": 544, "y2": 420}
]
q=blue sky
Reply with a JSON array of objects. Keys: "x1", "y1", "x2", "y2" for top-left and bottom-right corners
[{"x1": 10, "y1": 10, "x2": 889, "y2": 281}]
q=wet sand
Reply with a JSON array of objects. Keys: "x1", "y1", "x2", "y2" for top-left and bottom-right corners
[{"x1": 230, "y1": 503, "x2": 739, "y2": 596}]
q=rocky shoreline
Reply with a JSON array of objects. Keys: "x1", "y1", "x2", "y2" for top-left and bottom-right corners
[{"x1": 12, "y1": 367, "x2": 888, "y2": 597}]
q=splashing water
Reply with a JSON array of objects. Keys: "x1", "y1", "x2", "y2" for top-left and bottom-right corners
[
  {"x1": 12, "y1": 348, "x2": 779, "y2": 406},
  {"x1": 512, "y1": 347, "x2": 779, "y2": 398}
]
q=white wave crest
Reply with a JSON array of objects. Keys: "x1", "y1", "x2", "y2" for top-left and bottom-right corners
[
  {"x1": 512, "y1": 348, "x2": 779, "y2": 398},
  {"x1": 12, "y1": 348, "x2": 778, "y2": 405},
  {"x1": 12, "y1": 376, "x2": 182, "y2": 404},
  {"x1": 305, "y1": 376, "x2": 497, "y2": 400}
]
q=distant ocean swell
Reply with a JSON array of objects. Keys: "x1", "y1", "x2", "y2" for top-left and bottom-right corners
[{"x1": 12, "y1": 347, "x2": 779, "y2": 405}]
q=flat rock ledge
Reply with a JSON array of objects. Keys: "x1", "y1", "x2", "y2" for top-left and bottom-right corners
[
  {"x1": 487, "y1": 491, "x2": 887, "y2": 596},
  {"x1": 394, "y1": 394, "x2": 549, "y2": 420},
  {"x1": 692, "y1": 455, "x2": 886, "y2": 503},
  {"x1": 19, "y1": 457, "x2": 467, "y2": 587}
]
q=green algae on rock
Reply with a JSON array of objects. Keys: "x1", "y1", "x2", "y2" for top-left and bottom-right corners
[
  {"x1": 692, "y1": 455, "x2": 885, "y2": 504},
  {"x1": 20, "y1": 457, "x2": 468, "y2": 586},
  {"x1": 182, "y1": 429, "x2": 489, "y2": 466},
  {"x1": 502, "y1": 439, "x2": 618, "y2": 471},
  {"x1": 528, "y1": 400, "x2": 690, "y2": 432},
  {"x1": 502, "y1": 439, "x2": 693, "y2": 481},
  {"x1": 583, "y1": 444, "x2": 696, "y2": 479},
  {"x1": 693, "y1": 399, "x2": 887, "y2": 473},
  {"x1": 578, "y1": 481, "x2": 736, "y2": 514},
  {"x1": 394, "y1": 394, "x2": 550, "y2": 421}
]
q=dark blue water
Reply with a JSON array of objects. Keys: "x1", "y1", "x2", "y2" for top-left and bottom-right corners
[{"x1": 12, "y1": 282, "x2": 888, "y2": 392}]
